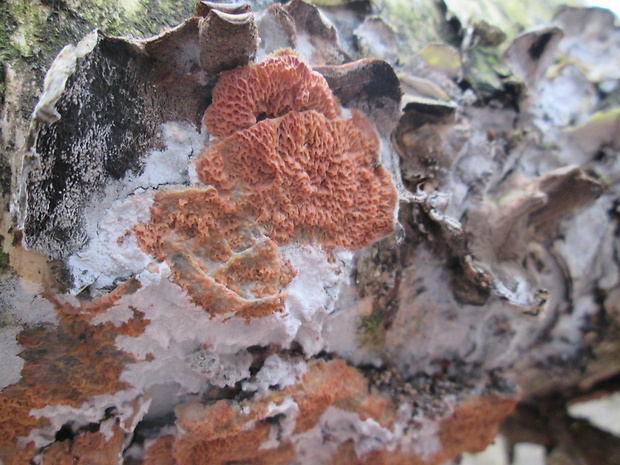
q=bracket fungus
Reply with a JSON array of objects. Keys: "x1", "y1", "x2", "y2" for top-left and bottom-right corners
[{"x1": 198, "y1": 9, "x2": 259, "y2": 74}]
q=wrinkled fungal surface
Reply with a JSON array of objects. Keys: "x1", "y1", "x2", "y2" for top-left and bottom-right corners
[
  {"x1": 135, "y1": 52, "x2": 396, "y2": 317},
  {"x1": 203, "y1": 51, "x2": 341, "y2": 137},
  {"x1": 1, "y1": 1, "x2": 620, "y2": 465},
  {"x1": 197, "y1": 109, "x2": 396, "y2": 248}
]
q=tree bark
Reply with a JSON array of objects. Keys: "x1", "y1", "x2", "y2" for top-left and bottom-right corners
[{"x1": 1, "y1": 1, "x2": 620, "y2": 464}]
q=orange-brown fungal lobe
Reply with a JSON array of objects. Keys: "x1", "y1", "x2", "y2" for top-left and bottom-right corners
[
  {"x1": 143, "y1": 360, "x2": 369, "y2": 465},
  {"x1": 40, "y1": 424, "x2": 126, "y2": 465},
  {"x1": 135, "y1": 187, "x2": 296, "y2": 318},
  {"x1": 136, "y1": 187, "x2": 249, "y2": 264},
  {"x1": 137, "y1": 51, "x2": 396, "y2": 317},
  {"x1": 203, "y1": 50, "x2": 341, "y2": 138},
  {"x1": 195, "y1": 110, "x2": 396, "y2": 249},
  {"x1": 0, "y1": 286, "x2": 146, "y2": 464},
  {"x1": 143, "y1": 361, "x2": 515, "y2": 465}
]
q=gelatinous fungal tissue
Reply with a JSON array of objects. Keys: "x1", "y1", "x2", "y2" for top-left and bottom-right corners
[{"x1": 17, "y1": 0, "x2": 617, "y2": 463}]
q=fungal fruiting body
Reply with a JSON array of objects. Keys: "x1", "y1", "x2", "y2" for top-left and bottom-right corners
[
  {"x1": 203, "y1": 51, "x2": 341, "y2": 137},
  {"x1": 137, "y1": 50, "x2": 398, "y2": 317},
  {"x1": 6, "y1": 2, "x2": 619, "y2": 463}
]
